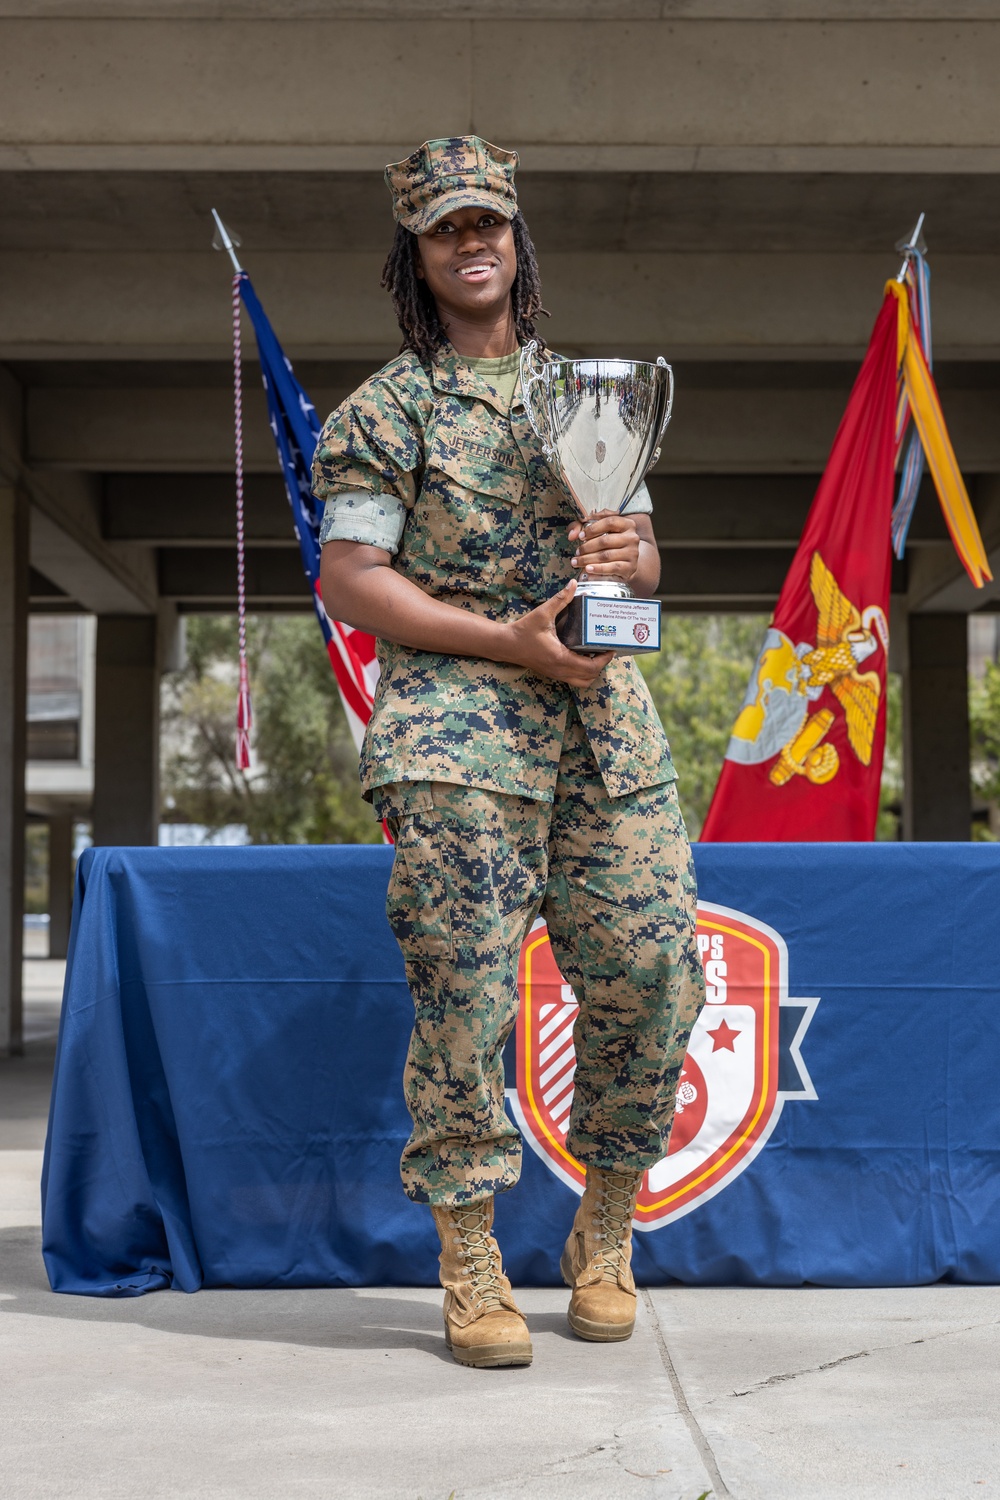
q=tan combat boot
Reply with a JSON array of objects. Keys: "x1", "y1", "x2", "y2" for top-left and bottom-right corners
[
  {"x1": 431, "y1": 1199, "x2": 533, "y2": 1369},
  {"x1": 560, "y1": 1168, "x2": 643, "y2": 1341}
]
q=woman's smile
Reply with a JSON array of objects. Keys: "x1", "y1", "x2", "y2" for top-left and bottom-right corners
[{"x1": 455, "y1": 260, "x2": 497, "y2": 283}]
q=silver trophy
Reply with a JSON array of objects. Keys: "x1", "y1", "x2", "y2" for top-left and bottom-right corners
[{"x1": 520, "y1": 343, "x2": 673, "y2": 655}]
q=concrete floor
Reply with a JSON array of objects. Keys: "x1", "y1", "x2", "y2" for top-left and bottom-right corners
[{"x1": 2, "y1": 958, "x2": 999, "y2": 1500}]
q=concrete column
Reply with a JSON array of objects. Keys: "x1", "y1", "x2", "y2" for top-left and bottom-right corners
[
  {"x1": 92, "y1": 616, "x2": 159, "y2": 847},
  {"x1": 903, "y1": 614, "x2": 971, "y2": 841},
  {"x1": 0, "y1": 486, "x2": 28, "y2": 1058},
  {"x1": 48, "y1": 813, "x2": 74, "y2": 959}
]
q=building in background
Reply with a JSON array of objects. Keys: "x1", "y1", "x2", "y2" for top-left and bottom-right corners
[
  {"x1": 27, "y1": 615, "x2": 96, "y2": 815},
  {"x1": 24, "y1": 616, "x2": 96, "y2": 959}
]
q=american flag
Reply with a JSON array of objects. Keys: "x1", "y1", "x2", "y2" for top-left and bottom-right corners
[{"x1": 236, "y1": 275, "x2": 378, "y2": 751}]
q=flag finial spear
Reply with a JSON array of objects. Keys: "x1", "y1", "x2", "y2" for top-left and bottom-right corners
[
  {"x1": 895, "y1": 213, "x2": 927, "y2": 281},
  {"x1": 211, "y1": 208, "x2": 244, "y2": 275}
]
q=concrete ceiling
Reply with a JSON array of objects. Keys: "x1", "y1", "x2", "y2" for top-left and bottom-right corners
[
  {"x1": 2, "y1": 2, "x2": 999, "y2": 619},
  {"x1": 3, "y1": 170, "x2": 1000, "y2": 256}
]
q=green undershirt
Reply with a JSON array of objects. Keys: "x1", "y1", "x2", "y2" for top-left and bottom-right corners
[{"x1": 462, "y1": 350, "x2": 521, "y2": 409}]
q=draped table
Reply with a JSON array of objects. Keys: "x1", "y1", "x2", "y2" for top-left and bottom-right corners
[{"x1": 41, "y1": 843, "x2": 1000, "y2": 1295}]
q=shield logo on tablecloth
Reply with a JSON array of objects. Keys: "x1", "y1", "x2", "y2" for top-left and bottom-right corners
[{"x1": 509, "y1": 902, "x2": 818, "y2": 1230}]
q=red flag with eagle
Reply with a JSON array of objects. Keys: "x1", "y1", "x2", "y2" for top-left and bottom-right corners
[
  {"x1": 702, "y1": 274, "x2": 990, "y2": 841},
  {"x1": 702, "y1": 291, "x2": 899, "y2": 842}
]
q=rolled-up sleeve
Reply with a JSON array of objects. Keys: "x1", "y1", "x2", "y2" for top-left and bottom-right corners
[
  {"x1": 318, "y1": 491, "x2": 407, "y2": 555},
  {"x1": 622, "y1": 480, "x2": 653, "y2": 515}
]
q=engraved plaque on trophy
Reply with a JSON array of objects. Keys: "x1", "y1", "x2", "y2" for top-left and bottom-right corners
[{"x1": 519, "y1": 343, "x2": 674, "y2": 656}]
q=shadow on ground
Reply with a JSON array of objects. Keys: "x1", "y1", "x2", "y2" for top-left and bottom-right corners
[{"x1": 0, "y1": 1225, "x2": 575, "y2": 1361}]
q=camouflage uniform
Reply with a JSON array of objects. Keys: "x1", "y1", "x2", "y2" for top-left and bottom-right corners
[{"x1": 314, "y1": 348, "x2": 706, "y2": 1205}]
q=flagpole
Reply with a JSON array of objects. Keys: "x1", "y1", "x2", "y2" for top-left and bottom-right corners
[
  {"x1": 895, "y1": 212, "x2": 926, "y2": 281},
  {"x1": 211, "y1": 208, "x2": 245, "y2": 275},
  {"x1": 210, "y1": 208, "x2": 253, "y2": 767}
]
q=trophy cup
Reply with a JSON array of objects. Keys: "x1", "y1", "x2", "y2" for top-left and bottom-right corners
[{"x1": 520, "y1": 343, "x2": 674, "y2": 655}]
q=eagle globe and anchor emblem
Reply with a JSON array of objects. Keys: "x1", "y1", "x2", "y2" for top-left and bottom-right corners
[{"x1": 727, "y1": 551, "x2": 889, "y2": 786}]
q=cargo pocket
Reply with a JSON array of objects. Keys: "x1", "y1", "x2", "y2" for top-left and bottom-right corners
[{"x1": 377, "y1": 783, "x2": 453, "y2": 961}]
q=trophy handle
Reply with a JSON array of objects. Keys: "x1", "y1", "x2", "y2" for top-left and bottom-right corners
[
  {"x1": 519, "y1": 340, "x2": 556, "y2": 459},
  {"x1": 644, "y1": 356, "x2": 675, "y2": 474}
]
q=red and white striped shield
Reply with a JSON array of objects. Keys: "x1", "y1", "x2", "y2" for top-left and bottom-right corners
[{"x1": 510, "y1": 903, "x2": 817, "y2": 1230}]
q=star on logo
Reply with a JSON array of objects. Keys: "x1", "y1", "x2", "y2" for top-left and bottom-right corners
[{"x1": 707, "y1": 1018, "x2": 741, "y2": 1053}]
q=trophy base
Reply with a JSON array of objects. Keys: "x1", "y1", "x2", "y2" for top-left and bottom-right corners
[{"x1": 556, "y1": 588, "x2": 661, "y2": 655}]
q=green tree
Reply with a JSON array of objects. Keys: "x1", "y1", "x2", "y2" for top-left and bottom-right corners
[
  {"x1": 24, "y1": 823, "x2": 48, "y2": 914},
  {"x1": 877, "y1": 672, "x2": 903, "y2": 841},
  {"x1": 161, "y1": 615, "x2": 380, "y2": 845},
  {"x1": 971, "y1": 658, "x2": 1000, "y2": 840}
]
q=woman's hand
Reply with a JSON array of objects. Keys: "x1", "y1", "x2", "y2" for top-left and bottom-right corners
[
  {"x1": 501, "y1": 580, "x2": 613, "y2": 689},
  {"x1": 322, "y1": 544, "x2": 611, "y2": 689},
  {"x1": 569, "y1": 510, "x2": 642, "y2": 585}
]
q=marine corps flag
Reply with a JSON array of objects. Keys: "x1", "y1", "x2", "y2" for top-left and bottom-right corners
[{"x1": 702, "y1": 274, "x2": 989, "y2": 842}]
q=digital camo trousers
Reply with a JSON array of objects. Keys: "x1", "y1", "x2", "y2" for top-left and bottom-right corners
[{"x1": 373, "y1": 709, "x2": 705, "y2": 1206}]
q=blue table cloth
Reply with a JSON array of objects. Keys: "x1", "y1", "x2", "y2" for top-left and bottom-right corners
[{"x1": 41, "y1": 843, "x2": 1000, "y2": 1295}]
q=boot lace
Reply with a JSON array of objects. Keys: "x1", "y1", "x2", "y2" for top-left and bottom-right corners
[
  {"x1": 453, "y1": 1206, "x2": 507, "y2": 1313},
  {"x1": 594, "y1": 1172, "x2": 638, "y2": 1282}
]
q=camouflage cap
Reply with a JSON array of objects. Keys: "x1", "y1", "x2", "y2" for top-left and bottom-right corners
[{"x1": 385, "y1": 136, "x2": 518, "y2": 235}]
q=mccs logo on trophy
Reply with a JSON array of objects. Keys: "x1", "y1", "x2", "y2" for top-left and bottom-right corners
[{"x1": 520, "y1": 342, "x2": 674, "y2": 656}]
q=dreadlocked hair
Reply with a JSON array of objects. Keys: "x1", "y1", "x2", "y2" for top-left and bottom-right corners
[{"x1": 379, "y1": 211, "x2": 550, "y2": 367}]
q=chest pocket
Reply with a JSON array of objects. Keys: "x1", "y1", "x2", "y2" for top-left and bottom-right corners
[{"x1": 400, "y1": 408, "x2": 528, "y2": 599}]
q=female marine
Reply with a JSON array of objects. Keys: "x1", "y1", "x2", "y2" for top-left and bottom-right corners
[{"x1": 315, "y1": 137, "x2": 704, "y2": 1369}]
